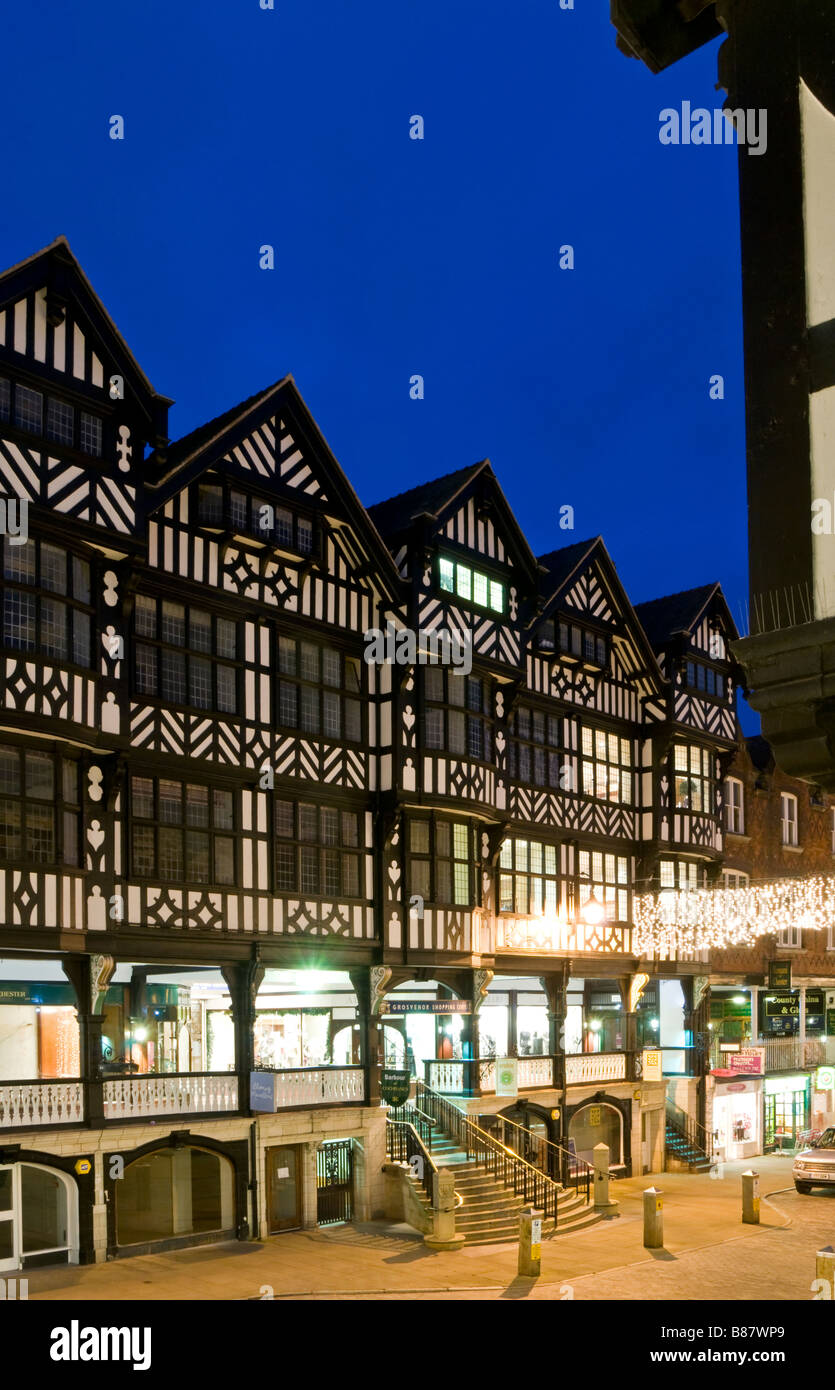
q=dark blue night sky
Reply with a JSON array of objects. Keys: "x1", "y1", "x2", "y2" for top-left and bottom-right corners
[{"x1": 1, "y1": 0, "x2": 753, "y2": 723}]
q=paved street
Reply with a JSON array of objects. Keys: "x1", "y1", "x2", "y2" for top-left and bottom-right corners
[{"x1": 21, "y1": 1155, "x2": 835, "y2": 1301}]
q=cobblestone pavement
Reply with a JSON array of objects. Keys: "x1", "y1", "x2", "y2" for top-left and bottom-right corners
[{"x1": 24, "y1": 1155, "x2": 835, "y2": 1301}]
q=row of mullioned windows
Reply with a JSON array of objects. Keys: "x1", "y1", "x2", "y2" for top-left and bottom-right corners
[
  {"x1": 196, "y1": 482, "x2": 314, "y2": 555},
  {"x1": 438, "y1": 556, "x2": 504, "y2": 614},
  {"x1": 424, "y1": 669, "x2": 491, "y2": 760},
  {"x1": 0, "y1": 376, "x2": 102, "y2": 456},
  {"x1": 2, "y1": 537, "x2": 92, "y2": 667},
  {"x1": 0, "y1": 746, "x2": 81, "y2": 866},
  {"x1": 408, "y1": 818, "x2": 472, "y2": 906}
]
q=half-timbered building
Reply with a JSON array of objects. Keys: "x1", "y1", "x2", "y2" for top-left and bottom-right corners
[{"x1": 0, "y1": 238, "x2": 828, "y2": 1271}]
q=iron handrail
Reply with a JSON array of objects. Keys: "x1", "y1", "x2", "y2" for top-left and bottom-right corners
[
  {"x1": 385, "y1": 1118, "x2": 437, "y2": 1202},
  {"x1": 416, "y1": 1080, "x2": 562, "y2": 1225},
  {"x1": 666, "y1": 1098, "x2": 714, "y2": 1160},
  {"x1": 492, "y1": 1112, "x2": 593, "y2": 1202}
]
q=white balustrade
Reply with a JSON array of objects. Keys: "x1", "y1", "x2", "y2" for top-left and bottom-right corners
[
  {"x1": 103, "y1": 1073, "x2": 239, "y2": 1121},
  {"x1": 517, "y1": 1056, "x2": 554, "y2": 1087},
  {"x1": 271, "y1": 1066, "x2": 365, "y2": 1108},
  {"x1": 478, "y1": 1059, "x2": 497, "y2": 1092},
  {"x1": 427, "y1": 1061, "x2": 464, "y2": 1094},
  {"x1": 761, "y1": 1038, "x2": 803, "y2": 1072},
  {"x1": 0, "y1": 1080, "x2": 84, "y2": 1128},
  {"x1": 564, "y1": 1052, "x2": 627, "y2": 1085}
]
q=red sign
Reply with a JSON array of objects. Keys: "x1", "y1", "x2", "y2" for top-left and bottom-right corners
[{"x1": 728, "y1": 1047, "x2": 765, "y2": 1076}]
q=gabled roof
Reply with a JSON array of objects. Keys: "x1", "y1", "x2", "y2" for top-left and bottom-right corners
[
  {"x1": 367, "y1": 464, "x2": 485, "y2": 537},
  {"x1": 368, "y1": 459, "x2": 540, "y2": 582},
  {"x1": 149, "y1": 379, "x2": 288, "y2": 487},
  {"x1": 0, "y1": 236, "x2": 171, "y2": 410},
  {"x1": 532, "y1": 535, "x2": 666, "y2": 695},
  {"x1": 634, "y1": 583, "x2": 737, "y2": 648},
  {"x1": 537, "y1": 538, "x2": 600, "y2": 592},
  {"x1": 147, "y1": 375, "x2": 403, "y2": 602}
]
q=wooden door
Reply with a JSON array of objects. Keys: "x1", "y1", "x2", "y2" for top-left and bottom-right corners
[{"x1": 266, "y1": 1146, "x2": 302, "y2": 1233}]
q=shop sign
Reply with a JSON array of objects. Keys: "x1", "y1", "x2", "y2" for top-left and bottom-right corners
[
  {"x1": 380, "y1": 1069, "x2": 411, "y2": 1107},
  {"x1": 249, "y1": 1071, "x2": 277, "y2": 1112},
  {"x1": 381, "y1": 1000, "x2": 471, "y2": 1015},
  {"x1": 764, "y1": 1074, "x2": 809, "y2": 1095},
  {"x1": 816, "y1": 1067, "x2": 835, "y2": 1092},
  {"x1": 496, "y1": 1057, "x2": 518, "y2": 1097},
  {"x1": 769, "y1": 961, "x2": 792, "y2": 990},
  {"x1": 764, "y1": 993, "x2": 799, "y2": 1019},
  {"x1": 642, "y1": 1049, "x2": 662, "y2": 1081},
  {"x1": 827, "y1": 1007, "x2": 835, "y2": 1038},
  {"x1": 728, "y1": 1047, "x2": 765, "y2": 1077}
]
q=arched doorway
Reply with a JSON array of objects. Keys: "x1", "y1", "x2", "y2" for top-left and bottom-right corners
[
  {"x1": 116, "y1": 1145, "x2": 235, "y2": 1248},
  {"x1": 0, "y1": 1162, "x2": 78, "y2": 1272},
  {"x1": 569, "y1": 1102, "x2": 624, "y2": 1166}
]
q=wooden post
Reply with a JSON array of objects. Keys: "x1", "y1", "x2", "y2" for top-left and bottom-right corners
[
  {"x1": 741, "y1": 1169, "x2": 760, "y2": 1224},
  {"x1": 643, "y1": 1186, "x2": 664, "y2": 1248}
]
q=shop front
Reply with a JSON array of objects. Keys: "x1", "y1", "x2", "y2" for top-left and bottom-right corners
[
  {"x1": 0, "y1": 961, "x2": 80, "y2": 1084},
  {"x1": 764, "y1": 1074, "x2": 811, "y2": 1152},
  {"x1": 712, "y1": 1077, "x2": 763, "y2": 1160}
]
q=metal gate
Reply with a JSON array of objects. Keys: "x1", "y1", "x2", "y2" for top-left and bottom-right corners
[{"x1": 316, "y1": 1139, "x2": 353, "y2": 1225}]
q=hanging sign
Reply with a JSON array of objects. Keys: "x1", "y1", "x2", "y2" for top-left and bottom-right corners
[
  {"x1": 769, "y1": 961, "x2": 792, "y2": 990},
  {"x1": 728, "y1": 1047, "x2": 765, "y2": 1077},
  {"x1": 816, "y1": 1067, "x2": 835, "y2": 1092},
  {"x1": 380, "y1": 1069, "x2": 411, "y2": 1107},
  {"x1": 249, "y1": 1071, "x2": 277, "y2": 1112},
  {"x1": 496, "y1": 1057, "x2": 518, "y2": 1097}
]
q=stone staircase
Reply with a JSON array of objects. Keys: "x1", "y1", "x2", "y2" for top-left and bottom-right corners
[{"x1": 419, "y1": 1129, "x2": 606, "y2": 1245}]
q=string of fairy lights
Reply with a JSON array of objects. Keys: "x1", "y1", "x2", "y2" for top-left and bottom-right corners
[{"x1": 633, "y1": 875, "x2": 835, "y2": 955}]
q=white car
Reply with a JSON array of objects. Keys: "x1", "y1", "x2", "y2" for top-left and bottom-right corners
[{"x1": 793, "y1": 1128, "x2": 835, "y2": 1193}]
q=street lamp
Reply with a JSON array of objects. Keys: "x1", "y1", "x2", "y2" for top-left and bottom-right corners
[{"x1": 581, "y1": 893, "x2": 605, "y2": 926}]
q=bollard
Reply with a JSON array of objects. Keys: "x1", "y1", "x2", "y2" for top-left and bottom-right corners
[
  {"x1": 643, "y1": 1186, "x2": 664, "y2": 1249},
  {"x1": 424, "y1": 1167, "x2": 464, "y2": 1250},
  {"x1": 593, "y1": 1142, "x2": 619, "y2": 1214},
  {"x1": 816, "y1": 1246, "x2": 835, "y2": 1300},
  {"x1": 741, "y1": 1169, "x2": 760, "y2": 1225},
  {"x1": 518, "y1": 1206, "x2": 543, "y2": 1276}
]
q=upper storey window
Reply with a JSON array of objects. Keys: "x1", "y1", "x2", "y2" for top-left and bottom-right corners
[
  {"x1": 506, "y1": 705, "x2": 564, "y2": 788},
  {"x1": 438, "y1": 555, "x2": 504, "y2": 614},
  {"x1": 424, "y1": 668, "x2": 492, "y2": 762},
  {"x1": 277, "y1": 636, "x2": 363, "y2": 742},
  {"x1": 196, "y1": 482, "x2": 314, "y2": 555},
  {"x1": 581, "y1": 727, "x2": 632, "y2": 804},
  {"x1": 134, "y1": 595, "x2": 238, "y2": 713},
  {"x1": 0, "y1": 376, "x2": 102, "y2": 457},
  {"x1": 0, "y1": 747, "x2": 81, "y2": 867},
  {"x1": 556, "y1": 620, "x2": 608, "y2": 670},
  {"x1": 685, "y1": 660, "x2": 726, "y2": 700},
  {"x1": 1, "y1": 537, "x2": 93, "y2": 667},
  {"x1": 673, "y1": 745, "x2": 714, "y2": 813}
]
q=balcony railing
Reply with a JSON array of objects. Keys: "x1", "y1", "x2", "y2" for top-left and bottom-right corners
[
  {"x1": 564, "y1": 1052, "x2": 629, "y2": 1086},
  {"x1": 425, "y1": 1056, "x2": 556, "y2": 1095},
  {"x1": 495, "y1": 914, "x2": 633, "y2": 956},
  {"x1": 268, "y1": 1066, "x2": 365, "y2": 1109},
  {"x1": 103, "y1": 1072, "x2": 239, "y2": 1120},
  {"x1": 0, "y1": 1080, "x2": 85, "y2": 1129}
]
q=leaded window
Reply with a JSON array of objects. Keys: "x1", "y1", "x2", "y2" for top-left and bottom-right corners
[
  {"x1": 438, "y1": 555, "x2": 504, "y2": 614},
  {"x1": 133, "y1": 595, "x2": 238, "y2": 713},
  {"x1": 407, "y1": 816, "x2": 473, "y2": 906},
  {"x1": 498, "y1": 837, "x2": 560, "y2": 915},
  {"x1": 0, "y1": 746, "x2": 81, "y2": 866},
  {"x1": 685, "y1": 661, "x2": 726, "y2": 699},
  {"x1": 274, "y1": 800, "x2": 362, "y2": 897},
  {"x1": 1, "y1": 537, "x2": 92, "y2": 666},
  {"x1": 580, "y1": 726, "x2": 632, "y2": 804},
  {"x1": 276, "y1": 636, "x2": 362, "y2": 741},
  {"x1": 424, "y1": 667, "x2": 491, "y2": 762},
  {"x1": 673, "y1": 745, "x2": 713, "y2": 813},
  {"x1": 130, "y1": 776, "x2": 236, "y2": 884},
  {"x1": 506, "y1": 705, "x2": 564, "y2": 787},
  {"x1": 578, "y1": 849, "x2": 630, "y2": 923},
  {"x1": 196, "y1": 481, "x2": 314, "y2": 555}
]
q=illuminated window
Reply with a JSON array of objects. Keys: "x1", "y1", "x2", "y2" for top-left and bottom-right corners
[
  {"x1": 674, "y1": 744, "x2": 713, "y2": 813},
  {"x1": 438, "y1": 555, "x2": 505, "y2": 614},
  {"x1": 725, "y1": 777, "x2": 744, "y2": 834}
]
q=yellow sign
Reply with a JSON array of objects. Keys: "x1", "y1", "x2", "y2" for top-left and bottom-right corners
[
  {"x1": 642, "y1": 1050, "x2": 663, "y2": 1082},
  {"x1": 588, "y1": 1105, "x2": 601, "y2": 1127},
  {"x1": 550, "y1": 1108, "x2": 561, "y2": 1121},
  {"x1": 656, "y1": 1197, "x2": 663, "y2": 1211},
  {"x1": 74, "y1": 1159, "x2": 92, "y2": 1176},
  {"x1": 531, "y1": 1244, "x2": 541, "y2": 1260}
]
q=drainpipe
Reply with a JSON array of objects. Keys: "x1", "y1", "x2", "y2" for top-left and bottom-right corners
[{"x1": 248, "y1": 1120, "x2": 259, "y2": 1241}]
